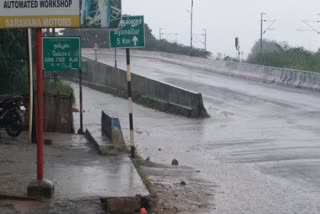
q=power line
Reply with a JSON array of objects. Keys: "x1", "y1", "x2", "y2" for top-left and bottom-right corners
[{"x1": 301, "y1": 20, "x2": 320, "y2": 35}]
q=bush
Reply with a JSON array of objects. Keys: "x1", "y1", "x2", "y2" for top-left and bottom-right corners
[{"x1": 45, "y1": 80, "x2": 75, "y2": 103}]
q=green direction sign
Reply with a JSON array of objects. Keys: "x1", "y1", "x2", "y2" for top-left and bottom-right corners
[
  {"x1": 110, "y1": 16, "x2": 145, "y2": 48},
  {"x1": 43, "y1": 37, "x2": 81, "y2": 71}
]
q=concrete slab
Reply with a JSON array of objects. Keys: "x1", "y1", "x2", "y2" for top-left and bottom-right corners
[
  {"x1": 86, "y1": 129, "x2": 128, "y2": 155},
  {"x1": 27, "y1": 179, "x2": 54, "y2": 199},
  {"x1": 0, "y1": 131, "x2": 149, "y2": 213}
]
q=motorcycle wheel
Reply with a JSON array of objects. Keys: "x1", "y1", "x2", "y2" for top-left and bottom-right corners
[{"x1": 5, "y1": 111, "x2": 23, "y2": 137}]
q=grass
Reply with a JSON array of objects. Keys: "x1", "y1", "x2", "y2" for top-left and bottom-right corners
[
  {"x1": 45, "y1": 80, "x2": 75, "y2": 102},
  {"x1": 130, "y1": 147, "x2": 159, "y2": 213},
  {"x1": 45, "y1": 80, "x2": 74, "y2": 96},
  {"x1": 131, "y1": 148, "x2": 155, "y2": 196}
]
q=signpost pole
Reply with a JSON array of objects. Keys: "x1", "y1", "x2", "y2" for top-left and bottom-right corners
[
  {"x1": 94, "y1": 43, "x2": 98, "y2": 62},
  {"x1": 126, "y1": 48, "x2": 135, "y2": 158},
  {"x1": 78, "y1": 68, "x2": 84, "y2": 134},
  {"x1": 27, "y1": 30, "x2": 54, "y2": 200},
  {"x1": 115, "y1": 48, "x2": 117, "y2": 69},
  {"x1": 36, "y1": 28, "x2": 44, "y2": 180},
  {"x1": 110, "y1": 16, "x2": 145, "y2": 159},
  {"x1": 27, "y1": 29, "x2": 33, "y2": 144}
]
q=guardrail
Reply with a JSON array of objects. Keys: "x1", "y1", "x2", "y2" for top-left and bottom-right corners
[{"x1": 83, "y1": 49, "x2": 320, "y2": 92}]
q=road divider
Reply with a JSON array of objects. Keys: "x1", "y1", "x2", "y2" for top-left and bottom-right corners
[
  {"x1": 101, "y1": 111, "x2": 125, "y2": 145},
  {"x1": 86, "y1": 49, "x2": 320, "y2": 92},
  {"x1": 71, "y1": 57, "x2": 209, "y2": 118},
  {"x1": 84, "y1": 112, "x2": 127, "y2": 155}
]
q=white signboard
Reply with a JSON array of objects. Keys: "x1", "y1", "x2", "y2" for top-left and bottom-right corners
[{"x1": 0, "y1": 0, "x2": 80, "y2": 28}]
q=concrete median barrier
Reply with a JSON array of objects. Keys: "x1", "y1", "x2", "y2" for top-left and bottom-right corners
[
  {"x1": 77, "y1": 57, "x2": 209, "y2": 118},
  {"x1": 85, "y1": 49, "x2": 320, "y2": 92},
  {"x1": 101, "y1": 111, "x2": 125, "y2": 145}
]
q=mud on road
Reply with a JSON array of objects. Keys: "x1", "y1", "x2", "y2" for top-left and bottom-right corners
[{"x1": 141, "y1": 161, "x2": 215, "y2": 214}]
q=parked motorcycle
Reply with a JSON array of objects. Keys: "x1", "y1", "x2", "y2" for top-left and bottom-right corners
[{"x1": 0, "y1": 96, "x2": 26, "y2": 137}]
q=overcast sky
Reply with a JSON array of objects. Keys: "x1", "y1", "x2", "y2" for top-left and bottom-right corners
[{"x1": 123, "y1": 0, "x2": 320, "y2": 58}]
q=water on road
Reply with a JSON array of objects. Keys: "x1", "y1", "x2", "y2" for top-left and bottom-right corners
[{"x1": 73, "y1": 52, "x2": 320, "y2": 213}]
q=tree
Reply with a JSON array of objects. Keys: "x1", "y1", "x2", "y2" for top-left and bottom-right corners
[
  {"x1": 61, "y1": 28, "x2": 110, "y2": 48},
  {"x1": 0, "y1": 29, "x2": 28, "y2": 94},
  {"x1": 246, "y1": 39, "x2": 320, "y2": 72}
]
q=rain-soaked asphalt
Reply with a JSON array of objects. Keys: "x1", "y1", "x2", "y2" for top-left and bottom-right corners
[{"x1": 75, "y1": 51, "x2": 320, "y2": 214}]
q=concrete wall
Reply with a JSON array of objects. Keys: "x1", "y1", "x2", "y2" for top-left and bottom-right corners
[
  {"x1": 101, "y1": 111, "x2": 125, "y2": 145},
  {"x1": 79, "y1": 57, "x2": 208, "y2": 118},
  {"x1": 84, "y1": 49, "x2": 320, "y2": 92}
]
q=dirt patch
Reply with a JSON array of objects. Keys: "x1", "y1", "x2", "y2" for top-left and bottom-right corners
[{"x1": 141, "y1": 161, "x2": 215, "y2": 214}]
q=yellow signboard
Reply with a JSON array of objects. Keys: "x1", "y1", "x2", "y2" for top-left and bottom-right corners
[{"x1": 0, "y1": 0, "x2": 80, "y2": 28}]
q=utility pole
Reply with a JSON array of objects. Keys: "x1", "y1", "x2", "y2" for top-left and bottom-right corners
[
  {"x1": 203, "y1": 29, "x2": 207, "y2": 50},
  {"x1": 260, "y1": 13, "x2": 276, "y2": 55},
  {"x1": 260, "y1": 13, "x2": 265, "y2": 55},
  {"x1": 159, "y1": 28, "x2": 163, "y2": 40},
  {"x1": 190, "y1": 0, "x2": 193, "y2": 55},
  {"x1": 235, "y1": 37, "x2": 240, "y2": 61}
]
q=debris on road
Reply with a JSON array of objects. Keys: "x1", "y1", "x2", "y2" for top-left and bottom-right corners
[{"x1": 171, "y1": 159, "x2": 179, "y2": 166}]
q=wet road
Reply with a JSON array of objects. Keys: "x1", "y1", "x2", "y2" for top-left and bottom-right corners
[{"x1": 76, "y1": 51, "x2": 320, "y2": 213}]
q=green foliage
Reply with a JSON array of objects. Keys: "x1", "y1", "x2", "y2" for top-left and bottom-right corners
[
  {"x1": 131, "y1": 150, "x2": 155, "y2": 197},
  {"x1": 247, "y1": 39, "x2": 320, "y2": 72},
  {"x1": 0, "y1": 29, "x2": 28, "y2": 94},
  {"x1": 61, "y1": 28, "x2": 110, "y2": 48},
  {"x1": 45, "y1": 80, "x2": 74, "y2": 97}
]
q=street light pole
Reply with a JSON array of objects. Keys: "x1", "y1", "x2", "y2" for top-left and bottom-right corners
[{"x1": 190, "y1": 0, "x2": 193, "y2": 55}]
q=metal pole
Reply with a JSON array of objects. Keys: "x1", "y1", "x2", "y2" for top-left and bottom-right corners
[
  {"x1": 204, "y1": 29, "x2": 206, "y2": 50},
  {"x1": 190, "y1": 0, "x2": 193, "y2": 56},
  {"x1": 94, "y1": 43, "x2": 98, "y2": 62},
  {"x1": 126, "y1": 48, "x2": 135, "y2": 158},
  {"x1": 260, "y1": 13, "x2": 263, "y2": 55},
  {"x1": 27, "y1": 29, "x2": 33, "y2": 144},
  {"x1": 115, "y1": 48, "x2": 117, "y2": 69},
  {"x1": 159, "y1": 28, "x2": 162, "y2": 40},
  {"x1": 78, "y1": 69, "x2": 84, "y2": 134},
  {"x1": 36, "y1": 28, "x2": 44, "y2": 180}
]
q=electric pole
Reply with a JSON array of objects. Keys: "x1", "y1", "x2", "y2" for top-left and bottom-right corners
[
  {"x1": 260, "y1": 13, "x2": 276, "y2": 55},
  {"x1": 260, "y1": 13, "x2": 265, "y2": 55},
  {"x1": 203, "y1": 29, "x2": 207, "y2": 50},
  {"x1": 190, "y1": 0, "x2": 193, "y2": 56},
  {"x1": 159, "y1": 28, "x2": 163, "y2": 40},
  {"x1": 235, "y1": 37, "x2": 240, "y2": 61}
]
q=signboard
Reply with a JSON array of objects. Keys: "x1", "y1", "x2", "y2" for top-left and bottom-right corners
[
  {"x1": 0, "y1": 0, "x2": 122, "y2": 29},
  {"x1": 0, "y1": 0, "x2": 80, "y2": 28},
  {"x1": 43, "y1": 37, "x2": 81, "y2": 71},
  {"x1": 110, "y1": 15, "x2": 145, "y2": 48},
  {"x1": 80, "y1": 0, "x2": 122, "y2": 28}
]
